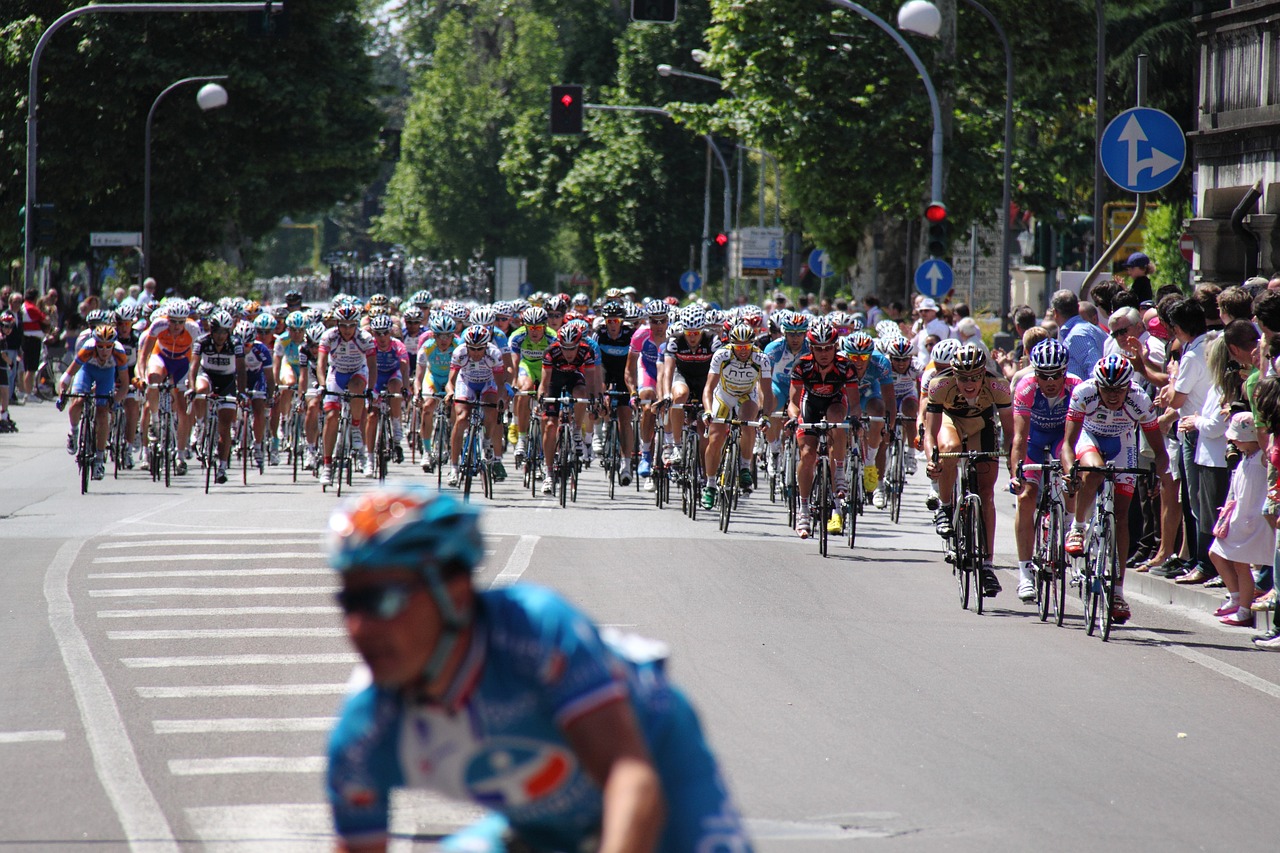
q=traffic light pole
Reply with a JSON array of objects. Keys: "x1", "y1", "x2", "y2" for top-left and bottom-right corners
[{"x1": 23, "y1": 2, "x2": 271, "y2": 291}]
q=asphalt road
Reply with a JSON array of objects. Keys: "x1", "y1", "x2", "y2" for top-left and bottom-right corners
[{"x1": 2, "y1": 398, "x2": 1278, "y2": 852}]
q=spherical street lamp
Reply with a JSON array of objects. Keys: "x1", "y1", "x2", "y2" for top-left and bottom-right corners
[
  {"x1": 897, "y1": 0, "x2": 942, "y2": 38},
  {"x1": 196, "y1": 82, "x2": 229, "y2": 112}
]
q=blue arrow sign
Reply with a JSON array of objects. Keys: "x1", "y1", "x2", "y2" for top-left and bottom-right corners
[
  {"x1": 808, "y1": 248, "x2": 836, "y2": 278},
  {"x1": 1099, "y1": 107, "x2": 1186, "y2": 194},
  {"x1": 518, "y1": 281, "x2": 533, "y2": 297},
  {"x1": 914, "y1": 260, "x2": 954, "y2": 299},
  {"x1": 679, "y1": 270, "x2": 702, "y2": 293}
]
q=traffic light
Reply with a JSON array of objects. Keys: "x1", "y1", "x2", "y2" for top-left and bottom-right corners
[
  {"x1": 708, "y1": 231, "x2": 729, "y2": 271},
  {"x1": 631, "y1": 0, "x2": 678, "y2": 23},
  {"x1": 34, "y1": 203, "x2": 55, "y2": 247},
  {"x1": 550, "y1": 85, "x2": 584, "y2": 135},
  {"x1": 925, "y1": 202, "x2": 948, "y2": 258}
]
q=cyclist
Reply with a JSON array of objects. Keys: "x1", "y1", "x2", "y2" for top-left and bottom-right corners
[
  {"x1": 843, "y1": 331, "x2": 897, "y2": 511},
  {"x1": 0, "y1": 313, "x2": 17, "y2": 432},
  {"x1": 922, "y1": 343, "x2": 1013, "y2": 599},
  {"x1": 536, "y1": 320, "x2": 598, "y2": 495},
  {"x1": 506, "y1": 306, "x2": 555, "y2": 469},
  {"x1": 365, "y1": 314, "x2": 410, "y2": 476},
  {"x1": 136, "y1": 299, "x2": 201, "y2": 475},
  {"x1": 445, "y1": 324, "x2": 509, "y2": 487},
  {"x1": 317, "y1": 304, "x2": 378, "y2": 487},
  {"x1": 414, "y1": 313, "x2": 458, "y2": 470},
  {"x1": 58, "y1": 324, "x2": 128, "y2": 480},
  {"x1": 763, "y1": 311, "x2": 810, "y2": 477},
  {"x1": 189, "y1": 311, "x2": 248, "y2": 485},
  {"x1": 298, "y1": 322, "x2": 325, "y2": 471},
  {"x1": 593, "y1": 301, "x2": 638, "y2": 487},
  {"x1": 114, "y1": 305, "x2": 143, "y2": 468},
  {"x1": 1060, "y1": 354, "x2": 1173, "y2": 624},
  {"x1": 788, "y1": 320, "x2": 860, "y2": 538},
  {"x1": 660, "y1": 306, "x2": 718, "y2": 466},
  {"x1": 630, "y1": 301, "x2": 670, "y2": 487},
  {"x1": 273, "y1": 311, "x2": 309, "y2": 466},
  {"x1": 701, "y1": 323, "x2": 773, "y2": 509},
  {"x1": 884, "y1": 336, "x2": 920, "y2": 475},
  {"x1": 1006, "y1": 339, "x2": 1080, "y2": 602},
  {"x1": 325, "y1": 485, "x2": 753, "y2": 852}
]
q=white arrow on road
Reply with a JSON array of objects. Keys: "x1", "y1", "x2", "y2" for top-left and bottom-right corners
[
  {"x1": 925, "y1": 262, "x2": 944, "y2": 292},
  {"x1": 1118, "y1": 114, "x2": 1181, "y2": 186}
]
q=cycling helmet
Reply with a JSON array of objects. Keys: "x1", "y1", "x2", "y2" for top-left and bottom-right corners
[
  {"x1": 931, "y1": 338, "x2": 960, "y2": 366},
  {"x1": 885, "y1": 336, "x2": 915, "y2": 360},
  {"x1": 645, "y1": 301, "x2": 669, "y2": 319},
  {"x1": 828, "y1": 311, "x2": 849, "y2": 330},
  {"x1": 807, "y1": 320, "x2": 838, "y2": 347},
  {"x1": 401, "y1": 306, "x2": 423, "y2": 323},
  {"x1": 254, "y1": 313, "x2": 276, "y2": 333},
  {"x1": 0, "y1": 312, "x2": 16, "y2": 329},
  {"x1": 117, "y1": 303, "x2": 141, "y2": 322},
  {"x1": 208, "y1": 310, "x2": 234, "y2": 332},
  {"x1": 197, "y1": 300, "x2": 215, "y2": 318},
  {"x1": 462, "y1": 325, "x2": 492, "y2": 348},
  {"x1": 410, "y1": 290, "x2": 433, "y2": 308},
  {"x1": 544, "y1": 295, "x2": 569, "y2": 314},
  {"x1": 521, "y1": 306, "x2": 548, "y2": 327},
  {"x1": 271, "y1": 305, "x2": 290, "y2": 320},
  {"x1": 306, "y1": 322, "x2": 326, "y2": 344},
  {"x1": 286, "y1": 310, "x2": 308, "y2": 330},
  {"x1": 1029, "y1": 339, "x2": 1070, "y2": 374},
  {"x1": 728, "y1": 323, "x2": 755, "y2": 346},
  {"x1": 604, "y1": 288, "x2": 624, "y2": 300},
  {"x1": 369, "y1": 314, "x2": 395, "y2": 333},
  {"x1": 557, "y1": 322, "x2": 585, "y2": 347},
  {"x1": 304, "y1": 307, "x2": 323, "y2": 326},
  {"x1": 843, "y1": 331, "x2": 875, "y2": 356},
  {"x1": 849, "y1": 316, "x2": 865, "y2": 332},
  {"x1": 368, "y1": 293, "x2": 389, "y2": 308},
  {"x1": 952, "y1": 343, "x2": 988, "y2": 376},
  {"x1": 235, "y1": 320, "x2": 257, "y2": 340},
  {"x1": 165, "y1": 299, "x2": 191, "y2": 321},
  {"x1": 389, "y1": 296, "x2": 403, "y2": 309},
  {"x1": 429, "y1": 313, "x2": 455, "y2": 336},
  {"x1": 333, "y1": 304, "x2": 361, "y2": 324},
  {"x1": 704, "y1": 308, "x2": 724, "y2": 328},
  {"x1": 875, "y1": 319, "x2": 901, "y2": 340},
  {"x1": 780, "y1": 311, "x2": 809, "y2": 334},
  {"x1": 470, "y1": 306, "x2": 497, "y2": 327},
  {"x1": 284, "y1": 288, "x2": 303, "y2": 304},
  {"x1": 218, "y1": 297, "x2": 236, "y2": 310},
  {"x1": 682, "y1": 306, "x2": 706, "y2": 330},
  {"x1": 321, "y1": 309, "x2": 336, "y2": 324},
  {"x1": 601, "y1": 301, "x2": 625, "y2": 319},
  {"x1": 741, "y1": 306, "x2": 764, "y2": 328},
  {"x1": 85, "y1": 309, "x2": 109, "y2": 326},
  {"x1": 1093, "y1": 353, "x2": 1134, "y2": 388},
  {"x1": 445, "y1": 302, "x2": 470, "y2": 323},
  {"x1": 668, "y1": 319, "x2": 685, "y2": 336},
  {"x1": 94, "y1": 325, "x2": 118, "y2": 344},
  {"x1": 242, "y1": 299, "x2": 260, "y2": 316},
  {"x1": 367, "y1": 305, "x2": 389, "y2": 318},
  {"x1": 572, "y1": 292, "x2": 590, "y2": 308}
]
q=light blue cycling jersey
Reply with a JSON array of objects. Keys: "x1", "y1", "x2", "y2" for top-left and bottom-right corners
[
  {"x1": 327, "y1": 585, "x2": 750, "y2": 853},
  {"x1": 855, "y1": 350, "x2": 894, "y2": 400},
  {"x1": 764, "y1": 337, "x2": 809, "y2": 396},
  {"x1": 418, "y1": 334, "x2": 455, "y2": 390}
]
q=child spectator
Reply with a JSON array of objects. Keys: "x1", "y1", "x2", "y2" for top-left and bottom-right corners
[{"x1": 1209, "y1": 412, "x2": 1271, "y2": 626}]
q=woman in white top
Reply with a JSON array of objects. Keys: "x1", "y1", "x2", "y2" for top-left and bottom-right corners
[{"x1": 1209, "y1": 412, "x2": 1271, "y2": 626}]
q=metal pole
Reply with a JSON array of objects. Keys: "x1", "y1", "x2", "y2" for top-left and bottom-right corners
[
  {"x1": 968, "y1": 222, "x2": 978, "y2": 306},
  {"x1": 24, "y1": 2, "x2": 270, "y2": 291},
  {"x1": 1092, "y1": 0, "x2": 1106, "y2": 268},
  {"x1": 827, "y1": 0, "x2": 945, "y2": 204},
  {"x1": 702, "y1": 143, "x2": 711, "y2": 288},
  {"x1": 144, "y1": 75, "x2": 228, "y2": 279}
]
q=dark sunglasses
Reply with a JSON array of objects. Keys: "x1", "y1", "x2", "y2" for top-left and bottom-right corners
[
  {"x1": 335, "y1": 582, "x2": 421, "y2": 620},
  {"x1": 547, "y1": 312, "x2": 565, "y2": 318},
  {"x1": 1110, "y1": 326, "x2": 1130, "y2": 338}
]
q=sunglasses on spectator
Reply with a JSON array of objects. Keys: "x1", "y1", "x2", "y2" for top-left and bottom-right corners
[
  {"x1": 1110, "y1": 325, "x2": 1131, "y2": 338},
  {"x1": 335, "y1": 581, "x2": 422, "y2": 620}
]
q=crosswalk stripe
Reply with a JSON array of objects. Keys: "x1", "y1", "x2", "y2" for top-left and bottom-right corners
[
  {"x1": 92, "y1": 553, "x2": 325, "y2": 564},
  {"x1": 138, "y1": 684, "x2": 349, "y2": 698},
  {"x1": 106, "y1": 529, "x2": 321, "y2": 537},
  {"x1": 122, "y1": 653, "x2": 360, "y2": 669},
  {"x1": 91, "y1": 587, "x2": 338, "y2": 598},
  {"x1": 109, "y1": 628, "x2": 345, "y2": 641},
  {"x1": 97, "y1": 539, "x2": 322, "y2": 550},
  {"x1": 0, "y1": 730, "x2": 66, "y2": 744},
  {"x1": 169, "y1": 756, "x2": 326, "y2": 776},
  {"x1": 90, "y1": 569, "x2": 332, "y2": 579},
  {"x1": 98, "y1": 606, "x2": 341, "y2": 618},
  {"x1": 153, "y1": 718, "x2": 336, "y2": 734}
]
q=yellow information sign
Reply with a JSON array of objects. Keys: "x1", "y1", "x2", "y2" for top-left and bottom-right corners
[{"x1": 1103, "y1": 201, "x2": 1159, "y2": 265}]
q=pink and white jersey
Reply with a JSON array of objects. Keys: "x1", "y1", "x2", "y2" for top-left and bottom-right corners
[
  {"x1": 450, "y1": 342, "x2": 505, "y2": 385},
  {"x1": 1012, "y1": 373, "x2": 1081, "y2": 434},
  {"x1": 318, "y1": 327, "x2": 376, "y2": 374},
  {"x1": 1066, "y1": 379, "x2": 1159, "y2": 438}
]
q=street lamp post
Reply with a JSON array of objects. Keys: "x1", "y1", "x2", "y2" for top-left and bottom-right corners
[
  {"x1": 898, "y1": 0, "x2": 1013, "y2": 330},
  {"x1": 143, "y1": 77, "x2": 229, "y2": 279}
]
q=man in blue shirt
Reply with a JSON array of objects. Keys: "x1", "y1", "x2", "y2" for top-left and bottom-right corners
[{"x1": 1051, "y1": 289, "x2": 1106, "y2": 380}]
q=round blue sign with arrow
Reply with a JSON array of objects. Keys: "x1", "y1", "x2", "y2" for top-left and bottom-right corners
[
  {"x1": 808, "y1": 248, "x2": 836, "y2": 279},
  {"x1": 1099, "y1": 107, "x2": 1186, "y2": 194},
  {"x1": 518, "y1": 281, "x2": 533, "y2": 297},
  {"x1": 679, "y1": 270, "x2": 702, "y2": 293},
  {"x1": 914, "y1": 259, "x2": 954, "y2": 299}
]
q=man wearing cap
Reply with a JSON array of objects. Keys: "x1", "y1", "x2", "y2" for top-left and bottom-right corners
[
  {"x1": 1124, "y1": 252, "x2": 1154, "y2": 304},
  {"x1": 912, "y1": 298, "x2": 951, "y2": 364}
]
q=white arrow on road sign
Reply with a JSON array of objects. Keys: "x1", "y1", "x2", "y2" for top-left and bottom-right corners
[{"x1": 1117, "y1": 114, "x2": 1181, "y2": 188}]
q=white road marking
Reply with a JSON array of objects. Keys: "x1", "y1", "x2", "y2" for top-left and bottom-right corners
[
  {"x1": 106, "y1": 528, "x2": 320, "y2": 537},
  {"x1": 97, "y1": 538, "x2": 321, "y2": 550},
  {"x1": 169, "y1": 756, "x2": 327, "y2": 776},
  {"x1": 0, "y1": 729, "x2": 66, "y2": 744},
  {"x1": 123, "y1": 653, "x2": 360, "y2": 669},
  {"x1": 90, "y1": 586, "x2": 338, "y2": 598},
  {"x1": 92, "y1": 553, "x2": 324, "y2": 564},
  {"x1": 1130, "y1": 628, "x2": 1280, "y2": 700},
  {"x1": 90, "y1": 568, "x2": 331, "y2": 579},
  {"x1": 109, "y1": 627, "x2": 346, "y2": 640},
  {"x1": 114, "y1": 498, "x2": 191, "y2": 528},
  {"x1": 489, "y1": 535, "x2": 540, "y2": 588},
  {"x1": 139, "y1": 684, "x2": 349, "y2": 699},
  {"x1": 44, "y1": 539, "x2": 179, "y2": 851},
  {"x1": 153, "y1": 718, "x2": 336, "y2": 734},
  {"x1": 98, "y1": 606, "x2": 341, "y2": 618}
]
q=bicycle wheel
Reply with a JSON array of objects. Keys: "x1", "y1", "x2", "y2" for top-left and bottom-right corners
[
  {"x1": 888, "y1": 439, "x2": 904, "y2": 524},
  {"x1": 557, "y1": 426, "x2": 571, "y2": 508},
  {"x1": 955, "y1": 504, "x2": 972, "y2": 611},
  {"x1": 605, "y1": 421, "x2": 618, "y2": 500},
  {"x1": 718, "y1": 439, "x2": 736, "y2": 533},
  {"x1": 291, "y1": 410, "x2": 303, "y2": 483},
  {"x1": 461, "y1": 425, "x2": 477, "y2": 502},
  {"x1": 969, "y1": 498, "x2": 986, "y2": 616},
  {"x1": 78, "y1": 412, "x2": 92, "y2": 495},
  {"x1": 687, "y1": 431, "x2": 700, "y2": 521},
  {"x1": 162, "y1": 417, "x2": 173, "y2": 489},
  {"x1": 240, "y1": 413, "x2": 250, "y2": 485},
  {"x1": 816, "y1": 457, "x2": 830, "y2": 557},
  {"x1": 204, "y1": 423, "x2": 215, "y2": 494},
  {"x1": 1049, "y1": 504, "x2": 1066, "y2": 627},
  {"x1": 1100, "y1": 518, "x2": 1117, "y2": 641}
]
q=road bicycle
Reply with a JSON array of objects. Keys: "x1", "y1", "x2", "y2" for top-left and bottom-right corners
[
  {"x1": 235, "y1": 389, "x2": 268, "y2": 484},
  {"x1": 675, "y1": 402, "x2": 706, "y2": 520},
  {"x1": 146, "y1": 380, "x2": 178, "y2": 488},
  {"x1": 107, "y1": 401, "x2": 129, "y2": 479},
  {"x1": 57, "y1": 391, "x2": 100, "y2": 494},
  {"x1": 936, "y1": 445, "x2": 1006, "y2": 614},
  {"x1": 457, "y1": 399, "x2": 501, "y2": 502},
  {"x1": 1020, "y1": 459, "x2": 1068, "y2": 626},
  {"x1": 543, "y1": 395, "x2": 589, "y2": 507},
  {"x1": 780, "y1": 421, "x2": 800, "y2": 529},
  {"x1": 1071, "y1": 463, "x2": 1151, "y2": 640},
  {"x1": 600, "y1": 390, "x2": 631, "y2": 500},
  {"x1": 512, "y1": 391, "x2": 543, "y2": 495},
  {"x1": 797, "y1": 421, "x2": 851, "y2": 557},
  {"x1": 369, "y1": 390, "x2": 397, "y2": 483},
  {"x1": 33, "y1": 339, "x2": 69, "y2": 402},
  {"x1": 420, "y1": 392, "x2": 450, "y2": 487},
  {"x1": 883, "y1": 421, "x2": 907, "y2": 525},
  {"x1": 188, "y1": 391, "x2": 232, "y2": 494},
  {"x1": 323, "y1": 390, "x2": 369, "y2": 496},
  {"x1": 708, "y1": 414, "x2": 767, "y2": 533}
]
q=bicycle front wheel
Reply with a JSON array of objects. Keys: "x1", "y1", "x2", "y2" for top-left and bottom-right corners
[
  {"x1": 816, "y1": 458, "x2": 830, "y2": 557},
  {"x1": 956, "y1": 504, "x2": 972, "y2": 611},
  {"x1": 1100, "y1": 518, "x2": 1117, "y2": 641}
]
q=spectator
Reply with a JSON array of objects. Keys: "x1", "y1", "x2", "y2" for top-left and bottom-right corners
[
  {"x1": 1209, "y1": 412, "x2": 1271, "y2": 627},
  {"x1": 1124, "y1": 252, "x2": 1155, "y2": 304},
  {"x1": 1268, "y1": 275, "x2": 1280, "y2": 294},
  {"x1": 1104, "y1": 306, "x2": 1143, "y2": 361},
  {"x1": 120, "y1": 284, "x2": 142, "y2": 310},
  {"x1": 887, "y1": 300, "x2": 905, "y2": 321},
  {"x1": 912, "y1": 297, "x2": 952, "y2": 366},
  {"x1": 819, "y1": 296, "x2": 833, "y2": 315},
  {"x1": 864, "y1": 295, "x2": 884, "y2": 326},
  {"x1": 1194, "y1": 284, "x2": 1224, "y2": 332},
  {"x1": 1003, "y1": 325, "x2": 1051, "y2": 384},
  {"x1": 1009, "y1": 305, "x2": 1038, "y2": 362},
  {"x1": 1111, "y1": 286, "x2": 1142, "y2": 312},
  {"x1": 952, "y1": 302, "x2": 971, "y2": 320},
  {"x1": 0, "y1": 312, "x2": 19, "y2": 429},
  {"x1": 1089, "y1": 280, "x2": 1120, "y2": 328},
  {"x1": 1051, "y1": 289, "x2": 1107, "y2": 380},
  {"x1": 138, "y1": 277, "x2": 158, "y2": 305},
  {"x1": 1079, "y1": 300, "x2": 1101, "y2": 327},
  {"x1": 1218, "y1": 285, "x2": 1253, "y2": 325},
  {"x1": 18, "y1": 288, "x2": 48, "y2": 400}
]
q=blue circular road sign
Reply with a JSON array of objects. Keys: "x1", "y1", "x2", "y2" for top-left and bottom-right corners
[
  {"x1": 914, "y1": 259, "x2": 954, "y2": 299},
  {"x1": 808, "y1": 248, "x2": 836, "y2": 278},
  {"x1": 518, "y1": 281, "x2": 534, "y2": 297},
  {"x1": 1099, "y1": 107, "x2": 1186, "y2": 194},
  {"x1": 680, "y1": 270, "x2": 702, "y2": 293}
]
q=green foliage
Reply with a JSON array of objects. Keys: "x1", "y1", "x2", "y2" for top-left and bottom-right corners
[
  {"x1": 1145, "y1": 198, "x2": 1191, "y2": 291},
  {"x1": 181, "y1": 258, "x2": 258, "y2": 303}
]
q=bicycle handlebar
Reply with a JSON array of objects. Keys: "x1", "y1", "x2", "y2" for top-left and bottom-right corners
[
  {"x1": 708, "y1": 416, "x2": 768, "y2": 428},
  {"x1": 1071, "y1": 463, "x2": 1153, "y2": 477},
  {"x1": 795, "y1": 422, "x2": 851, "y2": 431}
]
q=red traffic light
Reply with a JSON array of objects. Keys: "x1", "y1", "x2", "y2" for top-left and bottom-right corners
[
  {"x1": 924, "y1": 202, "x2": 947, "y2": 223},
  {"x1": 559, "y1": 93, "x2": 575, "y2": 108},
  {"x1": 714, "y1": 232, "x2": 728, "y2": 246}
]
